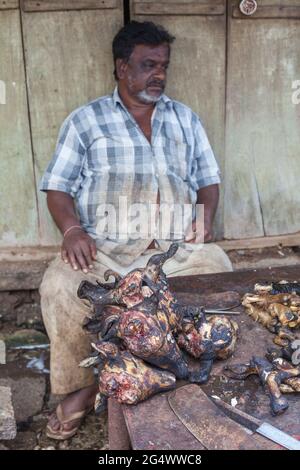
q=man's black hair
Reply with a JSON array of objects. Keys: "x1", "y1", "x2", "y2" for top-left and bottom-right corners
[{"x1": 112, "y1": 21, "x2": 175, "y2": 80}]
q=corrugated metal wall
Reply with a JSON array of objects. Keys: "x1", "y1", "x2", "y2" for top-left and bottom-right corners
[{"x1": 1, "y1": 0, "x2": 299, "y2": 247}]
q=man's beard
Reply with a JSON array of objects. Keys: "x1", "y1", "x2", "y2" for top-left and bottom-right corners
[{"x1": 137, "y1": 89, "x2": 163, "y2": 104}]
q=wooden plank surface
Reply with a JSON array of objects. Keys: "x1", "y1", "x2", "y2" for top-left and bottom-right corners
[
  {"x1": 0, "y1": 0, "x2": 18, "y2": 9},
  {"x1": 169, "y1": 264, "x2": 300, "y2": 295},
  {"x1": 218, "y1": 232, "x2": 300, "y2": 250},
  {"x1": 232, "y1": 5, "x2": 300, "y2": 19},
  {"x1": 108, "y1": 398, "x2": 134, "y2": 450},
  {"x1": 131, "y1": 0, "x2": 226, "y2": 239},
  {"x1": 123, "y1": 388, "x2": 206, "y2": 450},
  {"x1": 133, "y1": 2, "x2": 225, "y2": 16},
  {"x1": 124, "y1": 384, "x2": 277, "y2": 450},
  {"x1": 224, "y1": 0, "x2": 300, "y2": 239},
  {"x1": 22, "y1": 5, "x2": 123, "y2": 245},
  {"x1": 21, "y1": 0, "x2": 118, "y2": 11},
  {"x1": 0, "y1": 10, "x2": 39, "y2": 247},
  {"x1": 119, "y1": 267, "x2": 300, "y2": 450}
]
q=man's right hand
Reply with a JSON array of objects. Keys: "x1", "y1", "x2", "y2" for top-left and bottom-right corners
[
  {"x1": 61, "y1": 228, "x2": 97, "y2": 273},
  {"x1": 46, "y1": 191, "x2": 98, "y2": 273}
]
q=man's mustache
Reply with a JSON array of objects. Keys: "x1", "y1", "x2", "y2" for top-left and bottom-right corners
[{"x1": 147, "y1": 81, "x2": 165, "y2": 89}]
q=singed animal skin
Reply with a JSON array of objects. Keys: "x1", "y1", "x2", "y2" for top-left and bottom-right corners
[{"x1": 79, "y1": 243, "x2": 239, "y2": 403}]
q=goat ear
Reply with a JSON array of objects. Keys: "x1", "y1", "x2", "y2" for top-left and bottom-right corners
[
  {"x1": 96, "y1": 279, "x2": 114, "y2": 290},
  {"x1": 146, "y1": 242, "x2": 179, "y2": 273},
  {"x1": 168, "y1": 243, "x2": 179, "y2": 258},
  {"x1": 101, "y1": 320, "x2": 119, "y2": 342},
  {"x1": 104, "y1": 269, "x2": 122, "y2": 283},
  {"x1": 95, "y1": 393, "x2": 108, "y2": 415},
  {"x1": 93, "y1": 291, "x2": 120, "y2": 318},
  {"x1": 142, "y1": 276, "x2": 159, "y2": 294},
  {"x1": 91, "y1": 341, "x2": 107, "y2": 358}
]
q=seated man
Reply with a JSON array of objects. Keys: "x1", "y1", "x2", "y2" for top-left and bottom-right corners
[{"x1": 39, "y1": 21, "x2": 232, "y2": 440}]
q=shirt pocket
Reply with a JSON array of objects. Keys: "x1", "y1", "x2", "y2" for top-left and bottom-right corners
[
  {"x1": 87, "y1": 135, "x2": 136, "y2": 173},
  {"x1": 155, "y1": 138, "x2": 189, "y2": 180}
]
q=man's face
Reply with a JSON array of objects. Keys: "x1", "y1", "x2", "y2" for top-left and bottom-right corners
[{"x1": 117, "y1": 43, "x2": 170, "y2": 104}]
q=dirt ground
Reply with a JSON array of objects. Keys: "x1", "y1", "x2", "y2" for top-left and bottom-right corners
[
  {"x1": 227, "y1": 245, "x2": 300, "y2": 271},
  {"x1": 0, "y1": 245, "x2": 299, "y2": 450},
  {"x1": 0, "y1": 333, "x2": 108, "y2": 451}
]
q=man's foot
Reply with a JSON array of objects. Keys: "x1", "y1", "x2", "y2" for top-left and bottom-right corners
[{"x1": 46, "y1": 383, "x2": 98, "y2": 440}]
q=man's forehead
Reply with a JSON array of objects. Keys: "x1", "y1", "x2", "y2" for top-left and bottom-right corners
[{"x1": 130, "y1": 43, "x2": 170, "y2": 61}]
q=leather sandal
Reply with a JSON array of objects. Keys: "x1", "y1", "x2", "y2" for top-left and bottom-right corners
[{"x1": 46, "y1": 403, "x2": 93, "y2": 440}]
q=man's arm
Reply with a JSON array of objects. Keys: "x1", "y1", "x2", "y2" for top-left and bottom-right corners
[
  {"x1": 185, "y1": 184, "x2": 219, "y2": 243},
  {"x1": 196, "y1": 184, "x2": 219, "y2": 242},
  {"x1": 184, "y1": 113, "x2": 220, "y2": 244},
  {"x1": 47, "y1": 190, "x2": 97, "y2": 273}
]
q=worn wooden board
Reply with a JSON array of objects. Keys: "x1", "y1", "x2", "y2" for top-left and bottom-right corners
[
  {"x1": 131, "y1": 0, "x2": 227, "y2": 240},
  {"x1": 133, "y1": 1, "x2": 225, "y2": 16},
  {"x1": 166, "y1": 385, "x2": 279, "y2": 449},
  {"x1": 224, "y1": 0, "x2": 300, "y2": 239},
  {"x1": 108, "y1": 398, "x2": 131, "y2": 450},
  {"x1": 232, "y1": 5, "x2": 300, "y2": 19},
  {"x1": 168, "y1": 264, "x2": 300, "y2": 296},
  {"x1": 0, "y1": 10, "x2": 39, "y2": 247},
  {"x1": 0, "y1": 0, "x2": 19, "y2": 10},
  {"x1": 123, "y1": 388, "x2": 205, "y2": 450},
  {"x1": 218, "y1": 231, "x2": 300, "y2": 250},
  {"x1": 0, "y1": 0, "x2": 18, "y2": 9},
  {"x1": 107, "y1": 266, "x2": 300, "y2": 450},
  {"x1": 123, "y1": 369, "x2": 282, "y2": 450},
  {"x1": 21, "y1": 0, "x2": 118, "y2": 11},
  {"x1": 172, "y1": 267, "x2": 300, "y2": 442},
  {"x1": 175, "y1": 290, "x2": 241, "y2": 310},
  {"x1": 22, "y1": 4, "x2": 123, "y2": 245}
]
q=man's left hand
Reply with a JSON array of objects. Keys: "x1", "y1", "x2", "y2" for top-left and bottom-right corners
[
  {"x1": 186, "y1": 184, "x2": 218, "y2": 244},
  {"x1": 203, "y1": 218, "x2": 213, "y2": 243},
  {"x1": 185, "y1": 219, "x2": 213, "y2": 244}
]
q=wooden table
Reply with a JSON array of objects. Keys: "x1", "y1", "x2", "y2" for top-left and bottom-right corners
[{"x1": 108, "y1": 265, "x2": 300, "y2": 450}]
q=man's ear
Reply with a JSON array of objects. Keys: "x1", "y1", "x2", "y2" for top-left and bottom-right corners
[{"x1": 116, "y1": 58, "x2": 128, "y2": 80}]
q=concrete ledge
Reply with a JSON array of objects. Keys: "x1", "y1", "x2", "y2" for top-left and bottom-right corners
[
  {"x1": 0, "y1": 246, "x2": 59, "y2": 263},
  {"x1": 0, "y1": 386, "x2": 17, "y2": 440},
  {"x1": 0, "y1": 340, "x2": 6, "y2": 364},
  {"x1": 0, "y1": 247, "x2": 58, "y2": 291},
  {"x1": 0, "y1": 261, "x2": 53, "y2": 291}
]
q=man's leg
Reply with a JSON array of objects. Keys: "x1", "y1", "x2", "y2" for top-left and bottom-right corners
[
  {"x1": 161, "y1": 242, "x2": 233, "y2": 276},
  {"x1": 40, "y1": 254, "x2": 114, "y2": 437},
  {"x1": 115, "y1": 241, "x2": 232, "y2": 277}
]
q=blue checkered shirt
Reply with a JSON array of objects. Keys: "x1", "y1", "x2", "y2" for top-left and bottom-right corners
[{"x1": 40, "y1": 88, "x2": 220, "y2": 264}]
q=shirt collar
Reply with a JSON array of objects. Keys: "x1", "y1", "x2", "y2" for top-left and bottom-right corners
[{"x1": 112, "y1": 86, "x2": 172, "y2": 111}]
